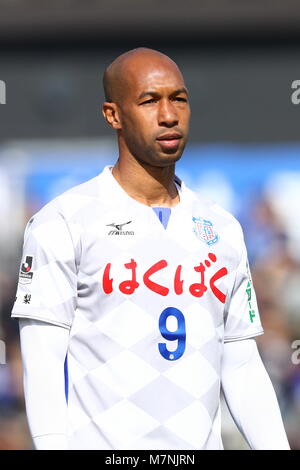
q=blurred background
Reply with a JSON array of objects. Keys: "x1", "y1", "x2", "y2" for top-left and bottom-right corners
[{"x1": 0, "y1": 0, "x2": 300, "y2": 450}]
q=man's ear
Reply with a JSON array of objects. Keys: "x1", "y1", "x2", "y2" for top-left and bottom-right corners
[{"x1": 102, "y1": 102, "x2": 122, "y2": 130}]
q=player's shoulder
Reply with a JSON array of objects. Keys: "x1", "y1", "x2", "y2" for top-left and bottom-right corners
[
  {"x1": 183, "y1": 181, "x2": 244, "y2": 239},
  {"x1": 27, "y1": 173, "x2": 101, "y2": 230}
]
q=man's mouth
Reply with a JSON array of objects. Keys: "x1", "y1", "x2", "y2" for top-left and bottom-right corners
[{"x1": 156, "y1": 133, "x2": 182, "y2": 150}]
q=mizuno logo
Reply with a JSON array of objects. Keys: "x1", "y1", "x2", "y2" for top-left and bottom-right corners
[
  {"x1": 106, "y1": 221, "x2": 134, "y2": 235},
  {"x1": 107, "y1": 221, "x2": 131, "y2": 231}
]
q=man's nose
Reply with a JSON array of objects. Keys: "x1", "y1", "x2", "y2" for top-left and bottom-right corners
[{"x1": 158, "y1": 99, "x2": 179, "y2": 127}]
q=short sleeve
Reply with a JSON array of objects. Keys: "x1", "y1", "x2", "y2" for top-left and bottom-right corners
[
  {"x1": 224, "y1": 225, "x2": 264, "y2": 343},
  {"x1": 11, "y1": 207, "x2": 77, "y2": 329}
]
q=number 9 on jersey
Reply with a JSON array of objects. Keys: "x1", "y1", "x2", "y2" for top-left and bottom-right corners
[{"x1": 158, "y1": 307, "x2": 186, "y2": 361}]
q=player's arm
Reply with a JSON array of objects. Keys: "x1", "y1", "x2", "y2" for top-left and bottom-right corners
[
  {"x1": 11, "y1": 205, "x2": 77, "y2": 449},
  {"x1": 221, "y1": 338, "x2": 290, "y2": 450},
  {"x1": 19, "y1": 319, "x2": 70, "y2": 450}
]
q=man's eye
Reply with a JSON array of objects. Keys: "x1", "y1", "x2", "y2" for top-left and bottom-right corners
[
  {"x1": 173, "y1": 97, "x2": 187, "y2": 102},
  {"x1": 140, "y1": 99, "x2": 156, "y2": 105}
]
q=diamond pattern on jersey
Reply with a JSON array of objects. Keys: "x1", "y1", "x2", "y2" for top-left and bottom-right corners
[
  {"x1": 71, "y1": 373, "x2": 122, "y2": 420},
  {"x1": 163, "y1": 351, "x2": 219, "y2": 399},
  {"x1": 129, "y1": 375, "x2": 194, "y2": 422},
  {"x1": 30, "y1": 262, "x2": 75, "y2": 308},
  {"x1": 69, "y1": 420, "x2": 115, "y2": 450},
  {"x1": 34, "y1": 220, "x2": 75, "y2": 261},
  {"x1": 199, "y1": 379, "x2": 221, "y2": 421},
  {"x1": 92, "y1": 400, "x2": 160, "y2": 448},
  {"x1": 123, "y1": 426, "x2": 196, "y2": 450},
  {"x1": 89, "y1": 350, "x2": 160, "y2": 398},
  {"x1": 69, "y1": 325, "x2": 123, "y2": 373},
  {"x1": 58, "y1": 193, "x2": 96, "y2": 220},
  {"x1": 68, "y1": 310, "x2": 94, "y2": 336},
  {"x1": 203, "y1": 405, "x2": 223, "y2": 450},
  {"x1": 199, "y1": 336, "x2": 223, "y2": 374},
  {"x1": 164, "y1": 401, "x2": 213, "y2": 449},
  {"x1": 95, "y1": 300, "x2": 156, "y2": 348}
]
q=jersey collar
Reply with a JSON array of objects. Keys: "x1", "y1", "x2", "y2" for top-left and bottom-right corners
[{"x1": 99, "y1": 165, "x2": 189, "y2": 211}]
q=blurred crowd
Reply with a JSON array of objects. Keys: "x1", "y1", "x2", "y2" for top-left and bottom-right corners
[
  {"x1": 0, "y1": 158, "x2": 300, "y2": 450},
  {"x1": 223, "y1": 188, "x2": 300, "y2": 449}
]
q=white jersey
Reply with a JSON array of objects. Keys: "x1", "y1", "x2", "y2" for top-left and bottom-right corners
[{"x1": 12, "y1": 165, "x2": 264, "y2": 450}]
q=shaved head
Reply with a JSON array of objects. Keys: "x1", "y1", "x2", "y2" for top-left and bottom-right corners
[
  {"x1": 103, "y1": 48, "x2": 184, "y2": 103},
  {"x1": 102, "y1": 47, "x2": 190, "y2": 168}
]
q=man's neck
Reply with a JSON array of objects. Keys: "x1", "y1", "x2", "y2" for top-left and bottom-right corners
[{"x1": 112, "y1": 156, "x2": 180, "y2": 208}]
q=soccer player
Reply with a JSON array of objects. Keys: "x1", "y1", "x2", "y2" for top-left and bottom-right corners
[{"x1": 12, "y1": 48, "x2": 290, "y2": 450}]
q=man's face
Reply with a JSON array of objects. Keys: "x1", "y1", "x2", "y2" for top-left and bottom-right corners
[{"x1": 116, "y1": 57, "x2": 191, "y2": 167}]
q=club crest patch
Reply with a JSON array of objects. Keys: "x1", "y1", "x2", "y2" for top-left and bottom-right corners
[{"x1": 192, "y1": 216, "x2": 219, "y2": 246}]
